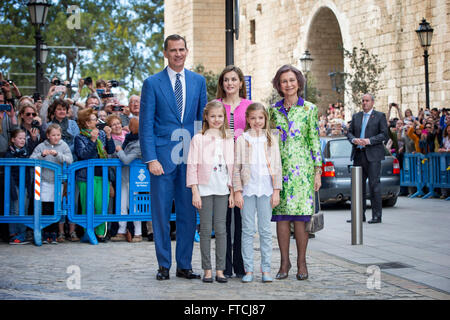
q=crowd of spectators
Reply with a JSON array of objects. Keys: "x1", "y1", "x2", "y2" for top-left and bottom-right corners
[
  {"x1": 318, "y1": 102, "x2": 348, "y2": 137},
  {"x1": 1, "y1": 74, "x2": 449, "y2": 243},
  {"x1": 0, "y1": 75, "x2": 149, "y2": 244}
]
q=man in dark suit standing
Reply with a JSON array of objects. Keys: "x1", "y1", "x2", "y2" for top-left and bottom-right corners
[
  {"x1": 347, "y1": 94, "x2": 389, "y2": 224},
  {"x1": 139, "y1": 34, "x2": 207, "y2": 280}
]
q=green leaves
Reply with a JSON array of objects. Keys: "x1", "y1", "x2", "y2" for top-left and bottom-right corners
[
  {"x1": 0, "y1": 0, "x2": 163, "y2": 96},
  {"x1": 343, "y1": 43, "x2": 385, "y2": 109}
]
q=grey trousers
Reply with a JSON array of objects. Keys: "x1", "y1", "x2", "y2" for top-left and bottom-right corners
[{"x1": 199, "y1": 194, "x2": 228, "y2": 270}]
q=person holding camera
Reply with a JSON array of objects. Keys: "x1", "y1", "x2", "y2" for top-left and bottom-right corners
[
  {"x1": 18, "y1": 103, "x2": 44, "y2": 154},
  {"x1": 0, "y1": 91, "x2": 19, "y2": 157},
  {"x1": 74, "y1": 108, "x2": 115, "y2": 243}
]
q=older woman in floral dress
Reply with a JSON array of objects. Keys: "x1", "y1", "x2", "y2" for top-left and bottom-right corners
[{"x1": 269, "y1": 65, "x2": 322, "y2": 281}]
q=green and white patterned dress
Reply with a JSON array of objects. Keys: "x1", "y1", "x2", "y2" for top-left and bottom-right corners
[{"x1": 269, "y1": 97, "x2": 322, "y2": 221}]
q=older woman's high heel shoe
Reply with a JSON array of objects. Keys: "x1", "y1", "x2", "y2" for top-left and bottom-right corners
[{"x1": 275, "y1": 263, "x2": 291, "y2": 280}]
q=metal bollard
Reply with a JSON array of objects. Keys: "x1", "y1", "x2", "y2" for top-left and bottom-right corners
[{"x1": 351, "y1": 166, "x2": 363, "y2": 245}]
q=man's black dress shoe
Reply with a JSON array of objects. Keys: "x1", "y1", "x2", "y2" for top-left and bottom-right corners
[
  {"x1": 156, "y1": 267, "x2": 170, "y2": 280},
  {"x1": 346, "y1": 217, "x2": 366, "y2": 223},
  {"x1": 176, "y1": 268, "x2": 201, "y2": 279},
  {"x1": 367, "y1": 218, "x2": 382, "y2": 224}
]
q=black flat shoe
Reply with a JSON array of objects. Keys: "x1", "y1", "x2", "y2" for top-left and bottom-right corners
[
  {"x1": 176, "y1": 268, "x2": 201, "y2": 279},
  {"x1": 156, "y1": 267, "x2": 170, "y2": 280},
  {"x1": 215, "y1": 276, "x2": 228, "y2": 283},
  {"x1": 202, "y1": 276, "x2": 213, "y2": 283},
  {"x1": 368, "y1": 218, "x2": 382, "y2": 224}
]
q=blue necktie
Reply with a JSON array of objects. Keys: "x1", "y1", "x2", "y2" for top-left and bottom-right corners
[
  {"x1": 358, "y1": 113, "x2": 369, "y2": 149},
  {"x1": 174, "y1": 73, "x2": 183, "y2": 118}
]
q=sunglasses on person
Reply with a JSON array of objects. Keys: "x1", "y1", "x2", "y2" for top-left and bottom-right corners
[{"x1": 25, "y1": 112, "x2": 37, "y2": 117}]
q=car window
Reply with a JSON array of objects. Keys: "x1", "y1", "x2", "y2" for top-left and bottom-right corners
[
  {"x1": 326, "y1": 139, "x2": 352, "y2": 158},
  {"x1": 324, "y1": 139, "x2": 391, "y2": 158}
]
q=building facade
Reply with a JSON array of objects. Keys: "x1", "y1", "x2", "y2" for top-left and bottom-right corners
[{"x1": 164, "y1": 0, "x2": 450, "y2": 116}]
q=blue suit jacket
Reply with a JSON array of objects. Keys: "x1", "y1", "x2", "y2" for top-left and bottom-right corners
[{"x1": 139, "y1": 67, "x2": 207, "y2": 173}]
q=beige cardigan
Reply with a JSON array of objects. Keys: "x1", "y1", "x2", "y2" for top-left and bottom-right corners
[{"x1": 233, "y1": 132, "x2": 282, "y2": 192}]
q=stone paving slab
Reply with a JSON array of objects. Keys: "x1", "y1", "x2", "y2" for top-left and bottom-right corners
[{"x1": 0, "y1": 236, "x2": 448, "y2": 300}]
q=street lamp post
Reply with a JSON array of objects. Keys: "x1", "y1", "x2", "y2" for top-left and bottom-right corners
[
  {"x1": 27, "y1": 0, "x2": 51, "y2": 95},
  {"x1": 416, "y1": 18, "x2": 434, "y2": 110},
  {"x1": 299, "y1": 50, "x2": 313, "y2": 100}
]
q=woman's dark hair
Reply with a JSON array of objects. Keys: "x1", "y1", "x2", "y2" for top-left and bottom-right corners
[
  {"x1": 216, "y1": 65, "x2": 247, "y2": 99},
  {"x1": 272, "y1": 64, "x2": 305, "y2": 98},
  {"x1": 48, "y1": 98, "x2": 69, "y2": 122}
]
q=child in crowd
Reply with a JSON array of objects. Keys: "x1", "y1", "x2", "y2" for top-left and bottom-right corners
[
  {"x1": 30, "y1": 124, "x2": 73, "y2": 244},
  {"x1": 233, "y1": 102, "x2": 282, "y2": 283},
  {"x1": 111, "y1": 118, "x2": 143, "y2": 242},
  {"x1": 186, "y1": 100, "x2": 235, "y2": 283},
  {"x1": 5, "y1": 129, "x2": 32, "y2": 244}
]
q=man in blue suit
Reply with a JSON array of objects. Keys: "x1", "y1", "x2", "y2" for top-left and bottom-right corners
[{"x1": 139, "y1": 34, "x2": 207, "y2": 280}]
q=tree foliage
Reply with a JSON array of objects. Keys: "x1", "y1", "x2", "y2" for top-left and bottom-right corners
[
  {"x1": 0, "y1": 0, "x2": 164, "y2": 96},
  {"x1": 343, "y1": 42, "x2": 385, "y2": 109},
  {"x1": 193, "y1": 64, "x2": 219, "y2": 102}
]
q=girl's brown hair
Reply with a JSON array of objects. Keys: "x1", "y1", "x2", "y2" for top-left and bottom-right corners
[
  {"x1": 201, "y1": 100, "x2": 230, "y2": 139},
  {"x1": 244, "y1": 102, "x2": 273, "y2": 146}
]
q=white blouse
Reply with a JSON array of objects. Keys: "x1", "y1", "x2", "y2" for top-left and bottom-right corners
[{"x1": 242, "y1": 132, "x2": 273, "y2": 197}]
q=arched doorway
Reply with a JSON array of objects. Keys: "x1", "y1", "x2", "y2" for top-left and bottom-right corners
[{"x1": 306, "y1": 7, "x2": 344, "y2": 114}]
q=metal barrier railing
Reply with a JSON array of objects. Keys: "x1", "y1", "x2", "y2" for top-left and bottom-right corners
[
  {"x1": 0, "y1": 158, "x2": 200, "y2": 245},
  {"x1": 400, "y1": 152, "x2": 450, "y2": 200}
]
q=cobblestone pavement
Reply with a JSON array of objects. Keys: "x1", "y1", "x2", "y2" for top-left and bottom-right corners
[{"x1": 0, "y1": 234, "x2": 448, "y2": 300}]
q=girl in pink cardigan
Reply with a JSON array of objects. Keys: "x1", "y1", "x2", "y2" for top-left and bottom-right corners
[{"x1": 186, "y1": 100, "x2": 235, "y2": 283}]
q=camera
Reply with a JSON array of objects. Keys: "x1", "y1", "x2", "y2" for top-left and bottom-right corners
[
  {"x1": 109, "y1": 80, "x2": 120, "y2": 88},
  {"x1": 112, "y1": 105, "x2": 123, "y2": 112},
  {"x1": 100, "y1": 93, "x2": 114, "y2": 98},
  {"x1": 96, "y1": 120, "x2": 107, "y2": 130},
  {"x1": 84, "y1": 77, "x2": 92, "y2": 86},
  {"x1": 96, "y1": 89, "x2": 105, "y2": 95},
  {"x1": 31, "y1": 120, "x2": 41, "y2": 129},
  {"x1": 92, "y1": 105, "x2": 100, "y2": 111},
  {"x1": 0, "y1": 104, "x2": 12, "y2": 112},
  {"x1": 32, "y1": 92, "x2": 41, "y2": 103},
  {"x1": 52, "y1": 79, "x2": 61, "y2": 86}
]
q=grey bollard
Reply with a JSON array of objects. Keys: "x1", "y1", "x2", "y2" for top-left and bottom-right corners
[{"x1": 351, "y1": 166, "x2": 363, "y2": 245}]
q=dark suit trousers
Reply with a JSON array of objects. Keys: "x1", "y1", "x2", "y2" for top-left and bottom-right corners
[
  {"x1": 224, "y1": 206, "x2": 245, "y2": 276},
  {"x1": 354, "y1": 149, "x2": 382, "y2": 220}
]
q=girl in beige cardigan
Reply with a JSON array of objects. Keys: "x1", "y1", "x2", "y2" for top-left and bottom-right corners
[{"x1": 233, "y1": 102, "x2": 282, "y2": 283}]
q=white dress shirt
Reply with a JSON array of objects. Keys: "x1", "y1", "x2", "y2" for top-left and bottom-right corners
[{"x1": 167, "y1": 66, "x2": 186, "y2": 122}]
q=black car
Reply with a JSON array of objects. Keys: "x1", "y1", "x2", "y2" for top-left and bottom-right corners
[{"x1": 319, "y1": 136, "x2": 400, "y2": 207}]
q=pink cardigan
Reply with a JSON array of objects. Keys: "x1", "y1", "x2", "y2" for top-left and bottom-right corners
[
  {"x1": 218, "y1": 98, "x2": 252, "y2": 140},
  {"x1": 186, "y1": 133, "x2": 235, "y2": 188}
]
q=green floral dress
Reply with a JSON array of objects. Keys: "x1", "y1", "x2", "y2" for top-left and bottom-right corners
[{"x1": 269, "y1": 97, "x2": 322, "y2": 221}]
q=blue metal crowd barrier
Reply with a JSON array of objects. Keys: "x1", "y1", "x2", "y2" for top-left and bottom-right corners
[
  {"x1": 0, "y1": 158, "x2": 200, "y2": 245},
  {"x1": 400, "y1": 152, "x2": 450, "y2": 200},
  {"x1": 0, "y1": 158, "x2": 64, "y2": 246}
]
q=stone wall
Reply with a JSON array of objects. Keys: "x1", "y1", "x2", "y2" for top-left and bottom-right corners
[{"x1": 165, "y1": 0, "x2": 450, "y2": 117}]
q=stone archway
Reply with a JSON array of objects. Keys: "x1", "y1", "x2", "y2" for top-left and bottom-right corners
[{"x1": 306, "y1": 6, "x2": 345, "y2": 115}]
